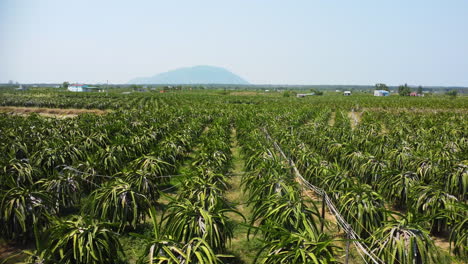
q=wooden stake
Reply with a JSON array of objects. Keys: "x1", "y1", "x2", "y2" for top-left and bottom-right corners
[
  {"x1": 345, "y1": 233, "x2": 351, "y2": 264},
  {"x1": 321, "y1": 198, "x2": 325, "y2": 232}
]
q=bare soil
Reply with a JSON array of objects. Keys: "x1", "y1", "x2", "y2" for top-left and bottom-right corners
[
  {"x1": 225, "y1": 128, "x2": 260, "y2": 263},
  {"x1": 328, "y1": 112, "x2": 336, "y2": 126},
  {"x1": 348, "y1": 111, "x2": 362, "y2": 129},
  {"x1": 0, "y1": 106, "x2": 108, "y2": 118},
  {"x1": 0, "y1": 241, "x2": 29, "y2": 263}
]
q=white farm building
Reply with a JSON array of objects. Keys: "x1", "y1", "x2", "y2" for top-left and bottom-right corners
[
  {"x1": 296, "y1": 93, "x2": 315, "y2": 98},
  {"x1": 374, "y1": 90, "x2": 390, "y2": 96},
  {"x1": 68, "y1": 84, "x2": 102, "y2": 92}
]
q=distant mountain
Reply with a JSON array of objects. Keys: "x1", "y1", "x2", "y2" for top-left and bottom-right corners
[{"x1": 128, "y1": 65, "x2": 249, "y2": 85}]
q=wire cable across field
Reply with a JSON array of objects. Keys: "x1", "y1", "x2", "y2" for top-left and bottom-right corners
[{"x1": 263, "y1": 128, "x2": 385, "y2": 264}]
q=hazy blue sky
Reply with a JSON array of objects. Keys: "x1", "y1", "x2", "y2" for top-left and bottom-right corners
[{"x1": 1, "y1": 0, "x2": 467, "y2": 85}]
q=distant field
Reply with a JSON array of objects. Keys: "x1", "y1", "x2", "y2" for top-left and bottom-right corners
[{"x1": 0, "y1": 90, "x2": 466, "y2": 263}]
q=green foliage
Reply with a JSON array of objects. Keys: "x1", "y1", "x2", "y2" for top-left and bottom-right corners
[
  {"x1": 368, "y1": 213, "x2": 442, "y2": 264},
  {"x1": 130, "y1": 155, "x2": 175, "y2": 177},
  {"x1": 310, "y1": 88, "x2": 323, "y2": 95},
  {"x1": 254, "y1": 227, "x2": 339, "y2": 264},
  {"x1": 409, "y1": 185, "x2": 458, "y2": 234},
  {"x1": 378, "y1": 171, "x2": 419, "y2": 209},
  {"x1": 130, "y1": 84, "x2": 142, "y2": 91},
  {"x1": 138, "y1": 236, "x2": 227, "y2": 264},
  {"x1": 2, "y1": 158, "x2": 38, "y2": 186},
  {"x1": 446, "y1": 90, "x2": 458, "y2": 97},
  {"x1": 178, "y1": 172, "x2": 227, "y2": 204},
  {"x1": 0, "y1": 186, "x2": 55, "y2": 241},
  {"x1": 136, "y1": 207, "x2": 229, "y2": 264},
  {"x1": 38, "y1": 216, "x2": 124, "y2": 264},
  {"x1": 398, "y1": 83, "x2": 411, "y2": 96},
  {"x1": 338, "y1": 185, "x2": 387, "y2": 238},
  {"x1": 449, "y1": 203, "x2": 468, "y2": 258},
  {"x1": 162, "y1": 196, "x2": 240, "y2": 251},
  {"x1": 84, "y1": 178, "x2": 149, "y2": 230},
  {"x1": 0, "y1": 90, "x2": 467, "y2": 264},
  {"x1": 445, "y1": 163, "x2": 467, "y2": 200},
  {"x1": 417, "y1": 85, "x2": 423, "y2": 95},
  {"x1": 250, "y1": 184, "x2": 321, "y2": 240},
  {"x1": 375, "y1": 83, "x2": 389, "y2": 91},
  {"x1": 138, "y1": 237, "x2": 225, "y2": 264},
  {"x1": 38, "y1": 173, "x2": 81, "y2": 213},
  {"x1": 123, "y1": 171, "x2": 160, "y2": 204}
]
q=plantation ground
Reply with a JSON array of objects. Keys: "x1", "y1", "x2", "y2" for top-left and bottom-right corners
[
  {"x1": 0, "y1": 106, "x2": 108, "y2": 117},
  {"x1": 0, "y1": 89, "x2": 466, "y2": 264}
]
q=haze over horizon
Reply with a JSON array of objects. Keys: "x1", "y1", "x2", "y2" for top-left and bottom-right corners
[{"x1": 1, "y1": 0, "x2": 467, "y2": 86}]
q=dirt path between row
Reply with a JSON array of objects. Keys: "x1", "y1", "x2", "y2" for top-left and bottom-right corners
[
  {"x1": 225, "y1": 128, "x2": 259, "y2": 263},
  {"x1": 328, "y1": 112, "x2": 336, "y2": 126},
  {"x1": 0, "y1": 106, "x2": 108, "y2": 118},
  {"x1": 347, "y1": 111, "x2": 361, "y2": 129}
]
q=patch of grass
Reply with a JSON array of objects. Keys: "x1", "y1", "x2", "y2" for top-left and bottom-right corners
[
  {"x1": 222, "y1": 128, "x2": 264, "y2": 263},
  {"x1": 119, "y1": 222, "x2": 154, "y2": 264},
  {"x1": 225, "y1": 235, "x2": 264, "y2": 264}
]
